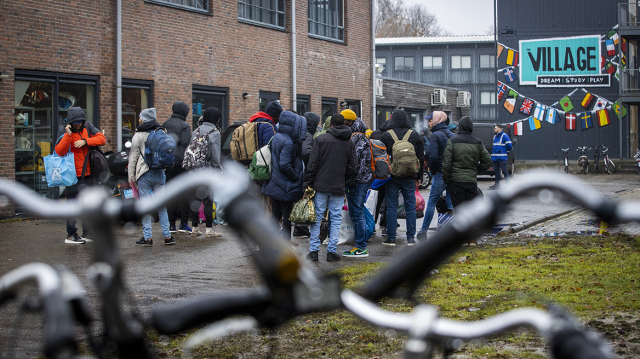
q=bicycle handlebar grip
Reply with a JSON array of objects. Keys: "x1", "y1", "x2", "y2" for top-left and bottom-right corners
[
  {"x1": 43, "y1": 291, "x2": 77, "y2": 358},
  {"x1": 152, "y1": 291, "x2": 272, "y2": 335},
  {"x1": 550, "y1": 328, "x2": 611, "y2": 359}
]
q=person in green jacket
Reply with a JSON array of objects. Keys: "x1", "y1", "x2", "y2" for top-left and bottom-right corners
[
  {"x1": 442, "y1": 116, "x2": 491, "y2": 209},
  {"x1": 313, "y1": 116, "x2": 332, "y2": 139}
]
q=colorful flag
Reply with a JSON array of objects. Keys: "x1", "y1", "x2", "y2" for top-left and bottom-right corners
[
  {"x1": 504, "y1": 98, "x2": 516, "y2": 114},
  {"x1": 606, "y1": 39, "x2": 615, "y2": 56},
  {"x1": 592, "y1": 97, "x2": 607, "y2": 111},
  {"x1": 503, "y1": 67, "x2": 517, "y2": 83},
  {"x1": 506, "y1": 49, "x2": 515, "y2": 66},
  {"x1": 513, "y1": 52, "x2": 519, "y2": 67},
  {"x1": 579, "y1": 112, "x2": 593, "y2": 130},
  {"x1": 520, "y1": 98, "x2": 533, "y2": 115},
  {"x1": 621, "y1": 52, "x2": 627, "y2": 66},
  {"x1": 497, "y1": 44, "x2": 504, "y2": 59},
  {"x1": 566, "y1": 113, "x2": 576, "y2": 130},
  {"x1": 613, "y1": 100, "x2": 627, "y2": 119},
  {"x1": 622, "y1": 38, "x2": 627, "y2": 52},
  {"x1": 533, "y1": 103, "x2": 547, "y2": 121},
  {"x1": 606, "y1": 29, "x2": 619, "y2": 45},
  {"x1": 513, "y1": 121, "x2": 524, "y2": 136},
  {"x1": 508, "y1": 89, "x2": 519, "y2": 99},
  {"x1": 559, "y1": 96, "x2": 574, "y2": 112},
  {"x1": 601, "y1": 55, "x2": 606, "y2": 70},
  {"x1": 597, "y1": 109, "x2": 611, "y2": 127},
  {"x1": 546, "y1": 107, "x2": 560, "y2": 124},
  {"x1": 581, "y1": 92, "x2": 594, "y2": 108},
  {"x1": 528, "y1": 117, "x2": 541, "y2": 131},
  {"x1": 497, "y1": 82, "x2": 506, "y2": 101},
  {"x1": 605, "y1": 61, "x2": 616, "y2": 75}
]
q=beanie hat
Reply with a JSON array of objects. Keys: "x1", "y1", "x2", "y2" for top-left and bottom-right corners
[
  {"x1": 265, "y1": 101, "x2": 283, "y2": 119},
  {"x1": 67, "y1": 107, "x2": 86, "y2": 124},
  {"x1": 202, "y1": 107, "x2": 221, "y2": 125},
  {"x1": 341, "y1": 109, "x2": 357, "y2": 121},
  {"x1": 140, "y1": 108, "x2": 157, "y2": 123}
]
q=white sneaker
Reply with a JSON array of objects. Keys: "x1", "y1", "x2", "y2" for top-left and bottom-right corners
[
  {"x1": 206, "y1": 227, "x2": 222, "y2": 238},
  {"x1": 191, "y1": 227, "x2": 203, "y2": 237}
]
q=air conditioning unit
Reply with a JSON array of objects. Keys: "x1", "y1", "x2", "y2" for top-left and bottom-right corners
[
  {"x1": 457, "y1": 91, "x2": 471, "y2": 107},
  {"x1": 431, "y1": 89, "x2": 447, "y2": 105}
]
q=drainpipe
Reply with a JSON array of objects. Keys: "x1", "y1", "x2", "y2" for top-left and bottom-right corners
[
  {"x1": 116, "y1": 0, "x2": 122, "y2": 151},
  {"x1": 372, "y1": 0, "x2": 377, "y2": 130},
  {"x1": 292, "y1": 0, "x2": 297, "y2": 111}
]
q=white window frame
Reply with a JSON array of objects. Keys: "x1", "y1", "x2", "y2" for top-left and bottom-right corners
[
  {"x1": 480, "y1": 54, "x2": 495, "y2": 68},
  {"x1": 422, "y1": 56, "x2": 443, "y2": 70},
  {"x1": 395, "y1": 56, "x2": 414, "y2": 71},
  {"x1": 480, "y1": 91, "x2": 496, "y2": 105},
  {"x1": 451, "y1": 55, "x2": 471, "y2": 69}
]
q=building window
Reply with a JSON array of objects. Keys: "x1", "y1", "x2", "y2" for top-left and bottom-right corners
[
  {"x1": 259, "y1": 91, "x2": 280, "y2": 112},
  {"x1": 297, "y1": 95, "x2": 310, "y2": 115},
  {"x1": 480, "y1": 54, "x2": 495, "y2": 68},
  {"x1": 422, "y1": 56, "x2": 443, "y2": 70},
  {"x1": 395, "y1": 56, "x2": 414, "y2": 71},
  {"x1": 308, "y1": 0, "x2": 344, "y2": 42},
  {"x1": 344, "y1": 99, "x2": 362, "y2": 118},
  {"x1": 192, "y1": 85, "x2": 229, "y2": 130},
  {"x1": 145, "y1": 0, "x2": 209, "y2": 12},
  {"x1": 122, "y1": 80, "x2": 153, "y2": 147},
  {"x1": 321, "y1": 97, "x2": 338, "y2": 121},
  {"x1": 451, "y1": 55, "x2": 471, "y2": 69},
  {"x1": 239, "y1": 0, "x2": 285, "y2": 29},
  {"x1": 480, "y1": 91, "x2": 496, "y2": 105}
]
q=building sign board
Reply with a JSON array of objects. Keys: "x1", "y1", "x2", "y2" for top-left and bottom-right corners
[{"x1": 519, "y1": 35, "x2": 604, "y2": 87}]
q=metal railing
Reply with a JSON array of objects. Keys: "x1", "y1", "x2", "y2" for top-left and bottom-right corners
[
  {"x1": 619, "y1": 3, "x2": 640, "y2": 28},
  {"x1": 620, "y1": 69, "x2": 640, "y2": 93}
]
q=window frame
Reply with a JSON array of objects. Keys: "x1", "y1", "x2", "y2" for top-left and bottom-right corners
[
  {"x1": 308, "y1": 0, "x2": 345, "y2": 43},
  {"x1": 479, "y1": 54, "x2": 495, "y2": 69},
  {"x1": 422, "y1": 55, "x2": 443, "y2": 70},
  {"x1": 192, "y1": 85, "x2": 229, "y2": 129},
  {"x1": 238, "y1": 0, "x2": 286, "y2": 30},
  {"x1": 321, "y1": 97, "x2": 338, "y2": 122},
  {"x1": 451, "y1": 55, "x2": 471, "y2": 69},
  {"x1": 259, "y1": 91, "x2": 280, "y2": 112},
  {"x1": 480, "y1": 91, "x2": 496, "y2": 105},
  {"x1": 296, "y1": 95, "x2": 310, "y2": 115},
  {"x1": 145, "y1": 0, "x2": 210, "y2": 14},
  {"x1": 394, "y1": 56, "x2": 414, "y2": 71}
]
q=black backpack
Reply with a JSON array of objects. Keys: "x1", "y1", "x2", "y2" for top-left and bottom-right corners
[{"x1": 80, "y1": 124, "x2": 109, "y2": 183}]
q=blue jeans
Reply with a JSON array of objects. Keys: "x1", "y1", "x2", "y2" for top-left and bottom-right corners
[
  {"x1": 493, "y1": 161, "x2": 509, "y2": 185},
  {"x1": 346, "y1": 183, "x2": 369, "y2": 250},
  {"x1": 420, "y1": 173, "x2": 453, "y2": 234},
  {"x1": 309, "y1": 192, "x2": 343, "y2": 254},
  {"x1": 385, "y1": 177, "x2": 416, "y2": 242},
  {"x1": 137, "y1": 169, "x2": 171, "y2": 240}
]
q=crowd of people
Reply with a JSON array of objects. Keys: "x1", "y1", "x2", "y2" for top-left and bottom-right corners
[{"x1": 54, "y1": 104, "x2": 512, "y2": 255}]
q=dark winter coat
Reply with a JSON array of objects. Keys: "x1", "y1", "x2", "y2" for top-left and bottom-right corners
[
  {"x1": 346, "y1": 118, "x2": 373, "y2": 187},
  {"x1": 428, "y1": 122, "x2": 456, "y2": 175},
  {"x1": 249, "y1": 111, "x2": 278, "y2": 148},
  {"x1": 380, "y1": 110, "x2": 425, "y2": 180},
  {"x1": 442, "y1": 117, "x2": 492, "y2": 184},
  {"x1": 262, "y1": 111, "x2": 306, "y2": 202},
  {"x1": 304, "y1": 125, "x2": 356, "y2": 195},
  {"x1": 162, "y1": 102, "x2": 192, "y2": 168},
  {"x1": 368, "y1": 120, "x2": 390, "y2": 141},
  {"x1": 302, "y1": 112, "x2": 320, "y2": 166}
]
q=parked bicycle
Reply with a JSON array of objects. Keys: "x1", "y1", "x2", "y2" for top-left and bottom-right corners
[
  {"x1": 590, "y1": 145, "x2": 601, "y2": 174},
  {"x1": 560, "y1": 147, "x2": 570, "y2": 173},
  {"x1": 601, "y1": 145, "x2": 616, "y2": 175},
  {"x1": 576, "y1": 146, "x2": 590, "y2": 174},
  {"x1": 634, "y1": 149, "x2": 640, "y2": 174}
]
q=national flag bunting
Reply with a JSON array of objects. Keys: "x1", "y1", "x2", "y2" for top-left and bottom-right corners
[
  {"x1": 528, "y1": 117, "x2": 541, "y2": 131},
  {"x1": 506, "y1": 49, "x2": 518, "y2": 66},
  {"x1": 504, "y1": 98, "x2": 516, "y2": 114},
  {"x1": 512, "y1": 121, "x2": 524, "y2": 136},
  {"x1": 579, "y1": 112, "x2": 593, "y2": 130},
  {"x1": 497, "y1": 82, "x2": 506, "y2": 101},
  {"x1": 621, "y1": 52, "x2": 627, "y2": 66},
  {"x1": 533, "y1": 103, "x2": 547, "y2": 121},
  {"x1": 592, "y1": 97, "x2": 607, "y2": 111},
  {"x1": 520, "y1": 98, "x2": 533, "y2": 115},
  {"x1": 559, "y1": 96, "x2": 574, "y2": 112},
  {"x1": 497, "y1": 44, "x2": 504, "y2": 59},
  {"x1": 606, "y1": 39, "x2": 615, "y2": 56},
  {"x1": 606, "y1": 29, "x2": 619, "y2": 45},
  {"x1": 613, "y1": 100, "x2": 627, "y2": 119},
  {"x1": 605, "y1": 61, "x2": 616, "y2": 75},
  {"x1": 597, "y1": 109, "x2": 611, "y2": 127},
  {"x1": 546, "y1": 107, "x2": 560, "y2": 124},
  {"x1": 622, "y1": 38, "x2": 627, "y2": 52},
  {"x1": 581, "y1": 93, "x2": 594, "y2": 109},
  {"x1": 601, "y1": 55, "x2": 606, "y2": 70},
  {"x1": 508, "y1": 89, "x2": 519, "y2": 99},
  {"x1": 503, "y1": 67, "x2": 517, "y2": 83},
  {"x1": 565, "y1": 113, "x2": 576, "y2": 130}
]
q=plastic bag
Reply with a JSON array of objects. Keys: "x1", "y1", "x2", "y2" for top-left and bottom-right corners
[
  {"x1": 337, "y1": 209, "x2": 355, "y2": 245},
  {"x1": 364, "y1": 189, "x2": 378, "y2": 217},
  {"x1": 415, "y1": 187, "x2": 425, "y2": 212},
  {"x1": 44, "y1": 149, "x2": 77, "y2": 187},
  {"x1": 289, "y1": 188, "x2": 316, "y2": 224},
  {"x1": 437, "y1": 213, "x2": 455, "y2": 231}
]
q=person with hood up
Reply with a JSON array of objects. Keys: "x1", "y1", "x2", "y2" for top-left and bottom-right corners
[
  {"x1": 342, "y1": 110, "x2": 373, "y2": 258},
  {"x1": 313, "y1": 116, "x2": 332, "y2": 139},
  {"x1": 293, "y1": 111, "x2": 321, "y2": 238},
  {"x1": 417, "y1": 111, "x2": 455, "y2": 242},
  {"x1": 54, "y1": 107, "x2": 106, "y2": 244},
  {"x1": 128, "y1": 108, "x2": 174, "y2": 246},
  {"x1": 380, "y1": 109, "x2": 424, "y2": 246},
  {"x1": 262, "y1": 110, "x2": 306, "y2": 241},
  {"x1": 304, "y1": 114, "x2": 356, "y2": 261},
  {"x1": 249, "y1": 101, "x2": 281, "y2": 148},
  {"x1": 189, "y1": 107, "x2": 224, "y2": 238},
  {"x1": 162, "y1": 101, "x2": 195, "y2": 235}
]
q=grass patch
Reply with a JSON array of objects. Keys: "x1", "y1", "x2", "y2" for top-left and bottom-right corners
[{"x1": 155, "y1": 235, "x2": 640, "y2": 358}]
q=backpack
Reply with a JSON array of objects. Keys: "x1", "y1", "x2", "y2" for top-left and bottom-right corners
[
  {"x1": 73, "y1": 125, "x2": 108, "y2": 184},
  {"x1": 388, "y1": 129, "x2": 419, "y2": 177},
  {"x1": 182, "y1": 127, "x2": 217, "y2": 170},
  {"x1": 230, "y1": 122, "x2": 275, "y2": 163},
  {"x1": 144, "y1": 128, "x2": 177, "y2": 169},
  {"x1": 369, "y1": 139, "x2": 390, "y2": 179},
  {"x1": 248, "y1": 137, "x2": 273, "y2": 181}
]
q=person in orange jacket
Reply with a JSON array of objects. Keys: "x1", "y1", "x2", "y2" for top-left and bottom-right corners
[{"x1": 54, "y1": 107, "x2": 106, "y2": 244}]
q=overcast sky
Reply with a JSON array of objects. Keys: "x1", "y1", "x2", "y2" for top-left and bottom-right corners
[{"x1": 403, "y1": 0, "x2": 495, "y2": 36}]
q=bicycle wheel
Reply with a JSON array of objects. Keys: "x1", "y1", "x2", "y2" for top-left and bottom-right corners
[
  {"x1": 583, "y1": 159, "x2": 589, "y2": 174},
  {"x1": 606, "y1": 161, "x2": 615, "y2": 174},
  {"x1": 564, "y1": 165, "x2": 569, "y2": 173}
]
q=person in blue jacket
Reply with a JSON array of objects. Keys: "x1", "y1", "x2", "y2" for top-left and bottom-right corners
[
  {"x1": 261, "y1": 110, "x2": 306, "y2": 241},
  {"x1": 489, "y1": 124, "x2": 512, "y2": 190}
]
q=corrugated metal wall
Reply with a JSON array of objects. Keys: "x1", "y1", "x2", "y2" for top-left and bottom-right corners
[{"x1": 497, "y1": 0, "x2": 623, "y2": 160}]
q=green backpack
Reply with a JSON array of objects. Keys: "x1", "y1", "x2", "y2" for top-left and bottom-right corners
[
  {"x1": 249, "y1": 137, "x2": 273, "y2": 181},
  {"x1": 388, "y1": 129, "x2": 419, "y2": 177}
]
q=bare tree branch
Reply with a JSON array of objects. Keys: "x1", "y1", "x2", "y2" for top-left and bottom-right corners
[{"x1": 376, "y1": 0, "x2": 448, "y2": 38}]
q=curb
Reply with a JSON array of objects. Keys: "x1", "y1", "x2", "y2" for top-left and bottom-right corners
[{"x1": 497, "y1": 209, "x2": 576, "y2": 235}]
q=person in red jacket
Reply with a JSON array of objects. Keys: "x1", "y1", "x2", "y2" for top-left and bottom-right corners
[{"x1": 54, "y1": 107, "x2": 106, "y2": 244}]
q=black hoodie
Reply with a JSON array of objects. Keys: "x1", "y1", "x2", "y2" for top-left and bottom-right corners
[
  {"x1": 162, "y1": 102, "x2": 192, "y2": 167},
  {"x1": 380, "y1": 110, "x2": 425, "y2": 180},
  {"x1": 304, "y1": 125, "x2": 356, "y2": 195}
]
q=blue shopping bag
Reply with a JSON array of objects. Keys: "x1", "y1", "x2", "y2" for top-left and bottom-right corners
[
  {"x1": 437, "y1": 213, "x2": 455, "y2": 231},
  {"x1": 44, "y1": 147, "x2": 77, "y2": 187}
]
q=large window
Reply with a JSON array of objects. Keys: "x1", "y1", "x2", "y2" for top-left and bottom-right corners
[
  {"x1": 259, "y1": 91, "x2": 280, "y2": 113},
  {"x1": 122, "y1": 80, "x2": 153, "y2": 146},
  {"x1": 451, "y1": 55, "x2": 471, "y2": 69},
  {"x1": 344, "y1": 99, "x2": 362, "y2": 118},
  {"x1": 146, "y1": 0, "x2": 209, "y2": 12},
  {"x1": 308, "y1": 0, "x2": 344, "y2": 42},
  {"x1": 238, "y1": 0, "x2": 285, "y2": 28},
  {"x1": 321, "y1": 97, "x2": 337, "y2": 121},
  {"x1": 192, "y1": 85, "x2": 229, "y2": 130},
  {"x1": 480, "y1": 54, "x2": 495, "y2": 68},
  {"x1": 395, "y1": 56, "x2": 414, "y2": 71},
  {"x1": 480, "y1": 91, "x2": 496, "y2": 105},
  {"x1": 422, "y1": 56, "x2": 443, "y2": 70},
  {"x1": 297, "y1": 95, "x2": 310, "y2": 115}
]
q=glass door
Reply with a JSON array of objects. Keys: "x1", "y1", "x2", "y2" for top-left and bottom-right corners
[{"x1": 192, "y1": 86, "x2": 228, "y2": 130}]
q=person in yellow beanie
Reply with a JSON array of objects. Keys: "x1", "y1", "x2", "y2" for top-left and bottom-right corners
[{"x1": 341, "y1": 109, "x2": 357, "y2": 127}]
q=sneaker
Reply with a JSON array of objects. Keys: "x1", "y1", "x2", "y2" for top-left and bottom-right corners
[
  {"x1": 488, "y1": 184, "x2": 499, "y2": 190},
  {"x1": 169, "y1": 224, "x2": 177, "y2": 233},
  {"x1": 417, "y1": 231, "x2": 427, "y2": 242},
  {"x1": 306, "y1": 251, "x2": 319, "y2": 261},
  {"x1": 381, "y1": 227, "x2": 387, "y2": 236},
  {"x1": 342, "y1": 247, "x2": 369, "y2": 258},
  {"x1": 407, "y1": 237, "x2": 416, "y2": 246},
  {"x1": 164, "y1": 237, "x2": 176, "y2": 245},
  {"x1": 135, "y1": 237, "x2": 152, "y2": 246},
  {"x1": 178, "y1": 223, "x2": 192, "y2": 233},
  {"x1": 467, "y1": 239, "x2": 477, "y2": 246},
  {"x1": 327, "y1": 252, "x2": 341, "y2": 261},
  {"x1": 80, "y1": 232, "x2": 93, "y2": 242},
  {"x1": 206, "y1": 227, "x2": 222, "y2": 238},
  {"x1": 65, "y1": 233, "x2": 86, "y2": 244},
  {"x1": 382, "y1": 239, "x2": 396, "y2": 246},
  {"x1": 191, "y1": 227, "x2": 203, "y2": 237}
]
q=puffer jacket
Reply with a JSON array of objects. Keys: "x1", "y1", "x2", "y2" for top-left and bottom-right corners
[
  {"x1": 302, "y1": 112, "x2": 320, "y2": 166},
  {"x1": 262, "y1": 111, "x2": 306, "y2": 202},
  {"x1": 191, "y1": 122, "x2": 222, "y2": 171},
  {"x1": 346, "y1": 118, "x2": 373, "y2": 186},
  {"x1": 249, "y1": 111, "x2": 278, "y2": 148},
  {"x1": 381, "y1": 110, "x2": 425, "y2": 180},
  {"x1": 128, "y1": 121, "x2": 162, "y2": 182},
  {"x1": 304, "y1": 125, "x2": 356, "y2": 195},
  {"x1": 442, "y1": 118, "x2": 492, "y2": 184},
  {"x1": 428, "y1": 122, "x2": 456, "y2": 175},
  {"x1": 55, "y1": 123, "x2": 106, "y2": 177},
  {"x1": 162, "y1": 102, "x2": 192, "y2": 167},
  {"x1": 491, "y1": 131, "x2": 512, "y2": 162}
]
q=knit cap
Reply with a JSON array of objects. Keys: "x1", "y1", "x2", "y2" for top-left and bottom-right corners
[
  {"x1": 341, "y1": 109, "x2": 357, "y2": 121},
  {"x1": 265, "y1": 101, "x2": 283, "y2": 119}
]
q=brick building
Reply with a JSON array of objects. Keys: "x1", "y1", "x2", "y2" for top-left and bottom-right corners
[{"x1": 1, "y1": 0, "x2": 373, "y2": 200}]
